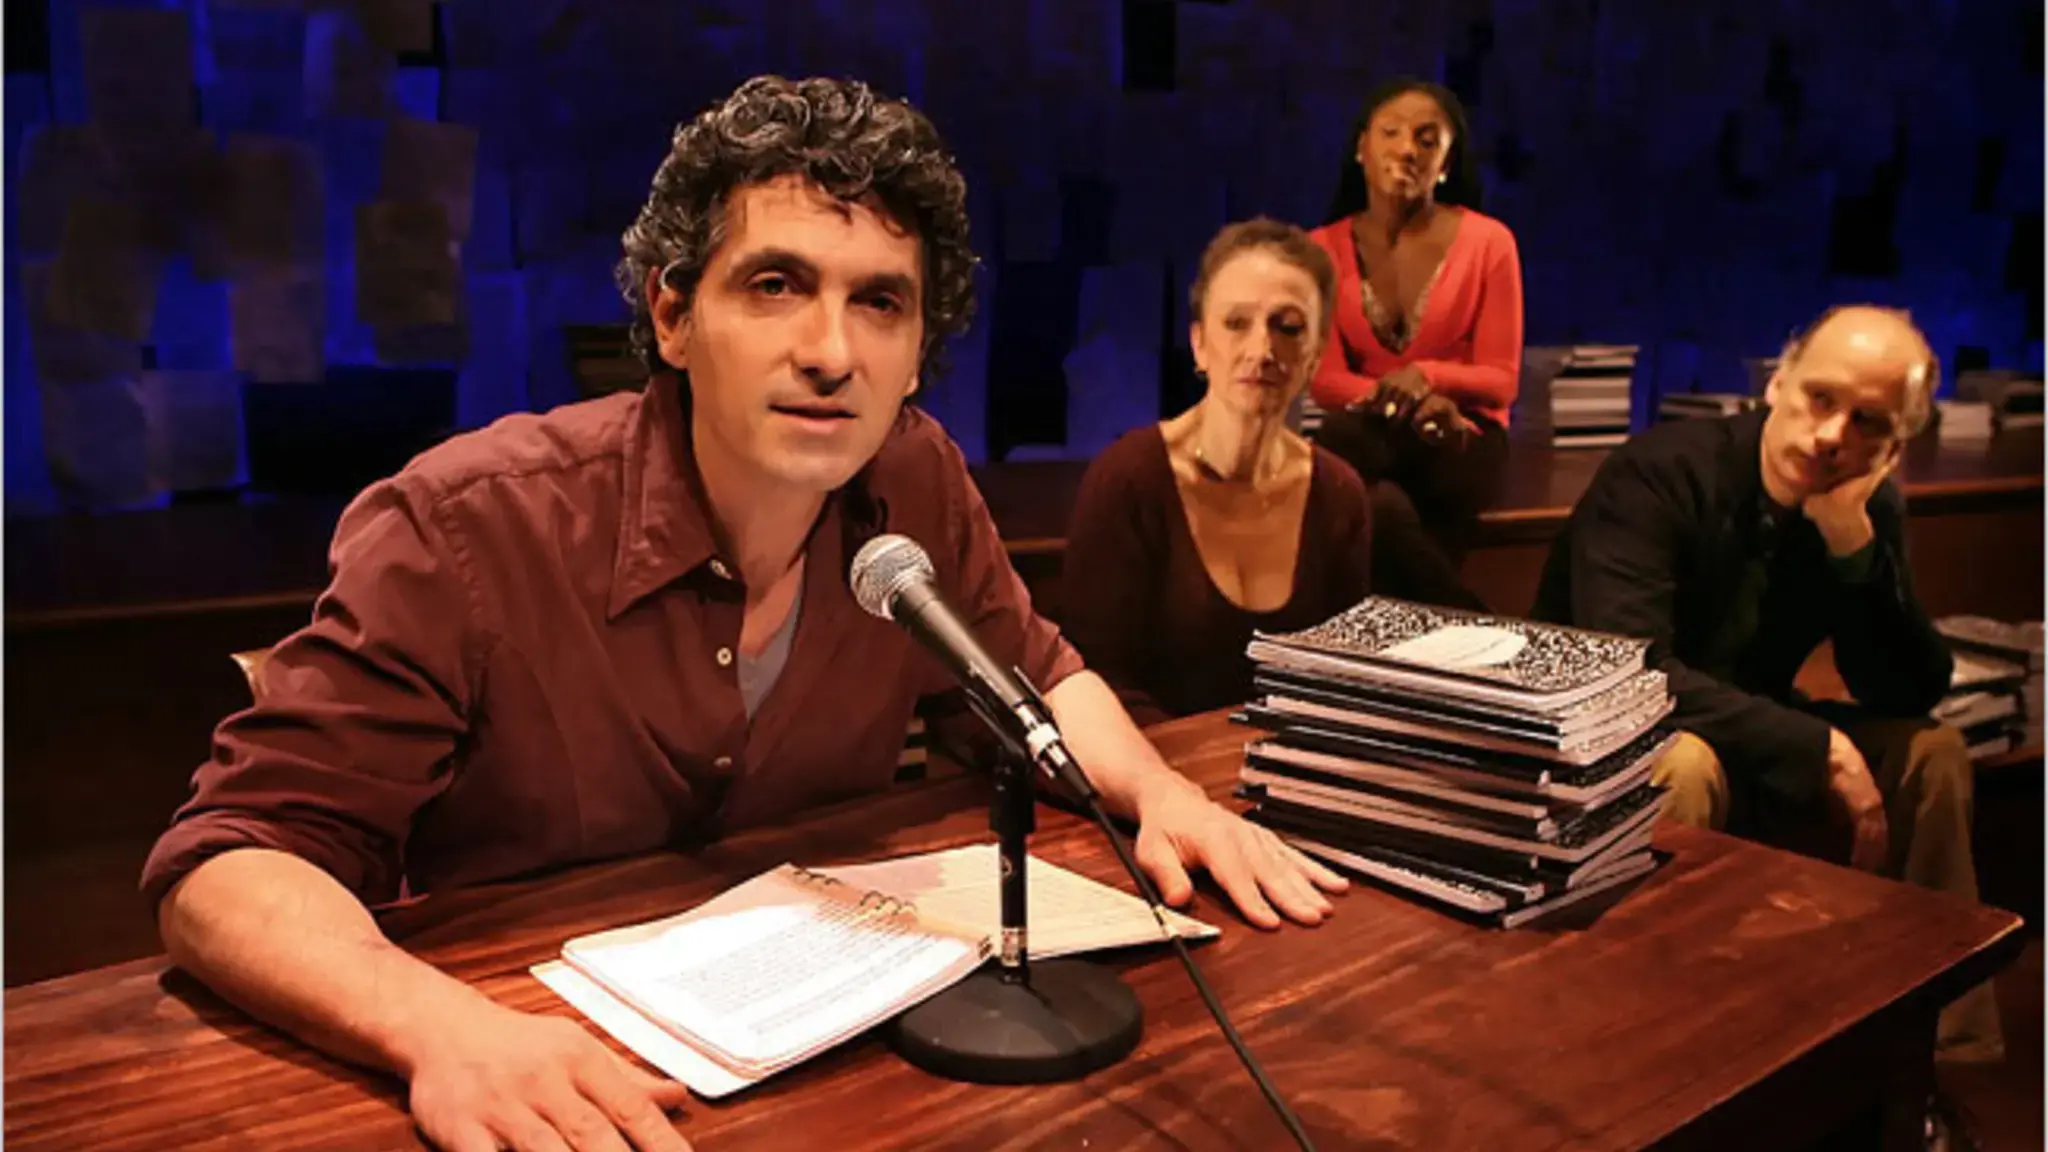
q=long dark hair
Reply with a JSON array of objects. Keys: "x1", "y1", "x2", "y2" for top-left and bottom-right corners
[{"x1": 1323, "y1": 77, "x2": 1483, "y2": 224}]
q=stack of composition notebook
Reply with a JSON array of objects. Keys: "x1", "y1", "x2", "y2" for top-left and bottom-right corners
[
  {"x1": 1548, "y1": 344, "x2": 1638, "y2": 448},
  {"x1": 1235, "y1": 597, "x2": 1678, "y2": 927},
  {"x1": 1935, "y1": 616, "x2": 2045, "y2": 757}
]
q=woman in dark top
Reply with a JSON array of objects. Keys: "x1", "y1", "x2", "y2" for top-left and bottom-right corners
[
  {"x1": 1062, "y1": 218, "x2": 1373, "y2": 727},
  {"x1": 1309, "y1": 77, "x2": 1523, "y2": 611}
]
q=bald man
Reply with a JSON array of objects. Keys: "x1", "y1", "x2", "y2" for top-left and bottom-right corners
[{"x1": 1532, "y1": 305, "x2": 2001, "y2": 1066}]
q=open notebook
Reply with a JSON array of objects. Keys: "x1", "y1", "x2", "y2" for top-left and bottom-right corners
[{"x1": 533, "y1": 844, "x2": 1217, "y2": 1098}]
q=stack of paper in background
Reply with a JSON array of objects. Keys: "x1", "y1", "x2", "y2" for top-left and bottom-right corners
[
  {"x1": 1934, "y1": 399, "x2": 1996, "y2": 442},
  {"x1": 1936, "y1": 616, "x2": 2045, "y2": 757},
  {"x1": 1232, "y1": 597, "x2": 1678, "y2": 928},
  {"x1": 1548, "y1": 345, "x2": 1637, "y2": 448},
  {"x1": 1957, "y1": 370, "x2": 2045, "y2": 432},
  {"x1": 1656, "y1": 391, "x2": 1763, "y2": 424}
]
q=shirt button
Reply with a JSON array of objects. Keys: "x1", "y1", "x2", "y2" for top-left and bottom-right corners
[
  {"x1": 709, "y1": 559, "x2": 731, "y2": 580},
  {"x1": 713, "y1": 755, "x2": 734, "y2": 771},
  {"x1": 715, "y1": 646, "x2": 734, "y2": 667}
]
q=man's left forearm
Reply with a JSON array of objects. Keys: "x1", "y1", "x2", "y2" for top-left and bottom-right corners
[
  {"x1": 1824, "y1": 526, "x2": 1953, "y2": 714},
  {"x1": 1043, "y1": 671, "x2": 1206, "y2": 819}
]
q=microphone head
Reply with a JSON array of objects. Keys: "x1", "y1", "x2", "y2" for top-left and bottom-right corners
[{"x1": 849, "y1": 533, "x2": 934, "y2": 621}]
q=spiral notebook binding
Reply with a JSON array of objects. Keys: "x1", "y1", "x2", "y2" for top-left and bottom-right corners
[{"x1": 780, "y1": 864, "x2": 992, "y2": 956}]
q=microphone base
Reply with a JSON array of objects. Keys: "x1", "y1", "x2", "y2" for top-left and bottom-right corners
[{"x1": 885, "y1": 959, "x2": 1143, "y2": 1084}]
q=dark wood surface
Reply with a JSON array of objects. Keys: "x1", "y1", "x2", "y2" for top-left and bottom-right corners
[
  {"x1": 4, "y1": 711, "x2": 2023, "y2": 1152},
  {"x1": 6, "y1": 427, "x2": 2038, "y2": 625}
]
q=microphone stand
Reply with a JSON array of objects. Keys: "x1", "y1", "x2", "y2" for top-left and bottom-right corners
[
  {"x1": 883, "y1": 698, "x2": 1143, "y2": 1083},
  {"x1": 882, "y1": 664, "x2": 1319, "y2": 1149}
]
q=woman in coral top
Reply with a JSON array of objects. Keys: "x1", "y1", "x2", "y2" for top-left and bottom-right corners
[{"x1": 1309, "y1": 77, "x2": 1522, "y2": 610}]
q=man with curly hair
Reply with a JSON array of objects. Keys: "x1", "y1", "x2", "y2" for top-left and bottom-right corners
[{"x1": 141, "y1": 76, "x2": 1347, "y2": 1151}]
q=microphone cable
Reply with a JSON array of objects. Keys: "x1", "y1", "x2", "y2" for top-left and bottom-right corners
[{"x1": 1080, "y1": 798, "x2": 1319, "y2": 1152}]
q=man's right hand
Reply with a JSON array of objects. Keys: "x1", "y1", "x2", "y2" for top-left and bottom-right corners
[
  {"x1": 406, "y1": 997, "x2": 692, "y2": 1152},
  {"x1": 1825, "y1": 728, "x2": 1889, "y2": 873}
]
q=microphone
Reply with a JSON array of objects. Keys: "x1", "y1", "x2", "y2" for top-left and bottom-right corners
[
  {"x1": 848, "y1": 532, "x2": 1319, "y2": 1149},
  {"x1": 849, "y1": 533, "x2": 1096, "y2": 803}
]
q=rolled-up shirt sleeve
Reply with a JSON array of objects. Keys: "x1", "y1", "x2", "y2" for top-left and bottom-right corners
[{"x1": 139, "y1": 479, "x2": 482, "y2": 909}]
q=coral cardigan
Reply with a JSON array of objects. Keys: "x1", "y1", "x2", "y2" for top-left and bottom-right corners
[{"x1": 1308, "y1": 208, "x2": 1525, "y2": 429}]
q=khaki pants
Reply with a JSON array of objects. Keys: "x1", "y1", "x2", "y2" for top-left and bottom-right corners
[{"x1": 1653, "y1": 715, "x2": 2005, "y2": 1064}]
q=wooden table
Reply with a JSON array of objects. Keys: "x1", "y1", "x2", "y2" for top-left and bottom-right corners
[{"x1": 3, "y1": 714, "x2": 2025, "y2": 1151}]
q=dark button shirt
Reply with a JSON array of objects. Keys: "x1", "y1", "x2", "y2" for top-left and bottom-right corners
[
  {"x1": 141, "y1": 375, "x2": 1082, "y2": 907},
  {"x1": 1702, "y1": 499, "x2": 1884, "y2": 682},
  {"x1": 1060, "y1": 425, "x2": 1374, "y2": 728},
  {"x1": 1531, "y1": 410, "x2": 1951, "y2": 805}
]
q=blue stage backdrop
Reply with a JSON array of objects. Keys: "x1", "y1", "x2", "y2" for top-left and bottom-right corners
[{"x1": 6, "y1": 0, "x2": 2041, "y2": 513}]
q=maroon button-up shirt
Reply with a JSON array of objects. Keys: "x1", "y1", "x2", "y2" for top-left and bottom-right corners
[{"x1": 141, "y1": 376, "x2": 1083, "y2": 907}]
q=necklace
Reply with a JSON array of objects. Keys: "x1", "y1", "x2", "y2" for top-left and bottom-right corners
[{"x1": 1186, "y1": 413, "x2": 1293, "y2": 507}]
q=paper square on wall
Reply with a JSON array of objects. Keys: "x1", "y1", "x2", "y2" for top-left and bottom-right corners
[
  {"x1": 353, "y1": 0, "x2": 436, "y2": 54},
  {"x1": 231, "y1": 267, "x2": 327, "y2": 384},
  {"x1": 356, "y1": 200, "x2": 461, "y2": 329},
  {"x1": 139, "y1": 370, "x2": 248, "y2": 492},
  {"x1": 47, "y1": 199, "x2": 165, "y2": 343},
  {"x1": 20, "y1": 261, "x2": 145, "y2": 389},
  {"x1": 16, "y1": 125, "x2": 121, "y2": 256},
  {"x1": 216, "y1": 134, "x2": 326, "y2": 271},
  {"x1": 80, "y1": 8, "x2": 196, "y2": 136},
  {"x1": 108, "y1": 128, "x2": 220, "y2": 259},
  {"x1": 382, "y1": 117, "x2": 480, "y2": 243},
  {"x1": 374, "y1": 279, "x2": 471, "y2": 366},
  {"x1": 41, "y1": 376, "x2": 160, "y2": 512}
]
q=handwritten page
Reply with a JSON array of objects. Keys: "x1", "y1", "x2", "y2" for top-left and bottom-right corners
[
  {"x1": 818, "y1": 844, "x2": 1218, "y2": 959},
  {"x1": 560, "y1": 865, "x2": 986, "y2": 1079}
]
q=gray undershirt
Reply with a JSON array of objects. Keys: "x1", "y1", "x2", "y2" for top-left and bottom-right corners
[{"x1": 736, "y1": 585, "x2": 802, "y2": 722}]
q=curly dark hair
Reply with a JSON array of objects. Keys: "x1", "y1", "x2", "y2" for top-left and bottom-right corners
[
  {"x1": 1323, "y1": 77, "x2": 1484, "y2": 223},
  {"x1": 615, "y1": 75, "x2": 977, "y2": 384}
]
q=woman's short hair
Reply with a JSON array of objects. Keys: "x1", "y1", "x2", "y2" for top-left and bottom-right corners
[
  {"x1": 1187, "y1": 217, "x2": 1337, "y2": 334},
  {"x1": 1323, "y1": 76, "x2": 1483, "y2": 224},
  {"x1": 615, "y1": 75, "x2": 977, "y2": 382}
]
